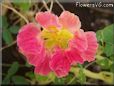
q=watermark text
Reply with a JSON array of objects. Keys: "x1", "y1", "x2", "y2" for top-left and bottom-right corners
[{"x1": 76, "y1": 2, "x2": 113, "y2": 7}]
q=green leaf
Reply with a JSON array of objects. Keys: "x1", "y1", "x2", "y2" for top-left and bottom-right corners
[
  {"x1": 77, "y1": 65, "x2": 86, "y2": 84},
  {"x1": 77, "y1": 63, "x2": 83, "y2": 68},
  {"x1": 103, "y1": 24, "x2": 114, "y2": 43},
  {"x1": 1, "y1": 16, "x2": 8, "y2": 29},
  {"x1": 110, "y1": 63, "x2": 114, "y2": 73},
  {"x1": 9, "y1": 25, "x2": 20, "y2": 34},
  {"x1": 13, "y1": 0, "x2": 32, "y2": 11},
  {"x1": 96, "y1": 24, "x2": 114, "y2": 43},
  {"x1": 2, "y1": 62, "x2": 19, "y2": 85},
  {"x1": 110, "y1": 56, "x2": 114, "y2": 61},
  {"x1": 96, "y1": 30, "x2": 103, "y2": 43},
  {"x1": 2, "y1": 28, "x2": 13, "y2": 45},
  {"x1": 96, "y1": 58, "x2": 110, "y2": 69},
  {"x1": 12, "y1": 75, "x2": 29, "y2": 85},
  {"x1": 7, "y1": 62, "x2": 19, "y2": 77},
  {"x1": 25, "y1": 71, "x2": 35, "y2": 80},
  {"x1": 35, "y1": 73, "x2": 55, "y2": 84},
  {"x1": 104, "y1": 44, "x2": 113, "y2": 57},
  {"x1": 65, "y1": 74, "x2": 76, "y2": 84},
  {"x1": 1, "y1": 16, "x2": 13, "y2": 45},
  {"x1": 54, "y1": 77, "x2": 65, "y2": 84},
  {"x1": 20, "y1": 2, "x2": 31, "y2": 11},
  {"x1": 96, "y1": 24, "x2": 114, "y2": 56},
  {"x1": 25, "y1": 62, "x2": 32, "y2": 68},
  {"x1": 35, "y1": 74, "x2": 49, "y2": 81},
  {"x1": 2, "y1": 77, "x2": 10, "y2": 85}
]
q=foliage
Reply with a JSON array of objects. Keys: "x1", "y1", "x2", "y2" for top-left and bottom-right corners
[
  {"x1": 96, "y1": 24, "x2": 114, "y2": 73},
  {"x1": 96, "y1": 24, "x2": 114, "y2": 57},
  {"x1": 2, "y1": 16, "x2": 13, "y2": 45}
]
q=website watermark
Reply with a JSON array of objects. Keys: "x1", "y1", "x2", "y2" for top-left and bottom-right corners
[{"x1": 76, "y1": 2, "x2": 114, "y2": 7}]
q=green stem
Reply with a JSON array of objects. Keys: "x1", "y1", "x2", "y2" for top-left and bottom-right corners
[
  {"x1": 96, "y1": 55, "x2": 112, "y2": 64},
  {"x1": 35, "y1": 73, "x2": 55, "y2": 85},
  {"x1": 70, "y1": 67, "x2": 113, "y2": 84},
  {"x1": 67, "y1": 76, "x2": 76, "y2": 85},
  {"x1": 84, "y1": 61, "x2": 96, "y2": 68}
]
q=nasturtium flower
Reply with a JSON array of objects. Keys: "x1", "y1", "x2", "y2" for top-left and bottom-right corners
[{"x1": 17, "y1": 11, "x2": 98, "y2": 78}]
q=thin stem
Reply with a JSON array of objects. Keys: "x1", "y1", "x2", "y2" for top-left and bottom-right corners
[
  {"x1": 67, "y1": 76, "x2": 76, "y2": 85},
  {"x1": 38, "y1": 1, "x2": 50, "y2": 12},
  {"x1": 0, "y1": 40, "x2": 16, "y2": 51},
  {"x1": 42, "y1": 0, "x2": 50, "y2": 11},
  {"x1": 1, "y1": 3, "x2": 29, "y2": 24},
  {"x1": 13, "y1": 18, "x2": 21, "y2": 25},
  {"x1": 49, "y1": 0, "x2": 53, "y2": 12},
  {"x1": 55, "y1": 0, "x2": 65, "y2": 11},
  {"x1": 84, "y1": 61, "x2": 96, "y2": 69}
]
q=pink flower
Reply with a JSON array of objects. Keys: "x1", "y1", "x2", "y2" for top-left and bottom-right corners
[{"x1": 17, "y1": 11, "x2": 98, "y2": 77}]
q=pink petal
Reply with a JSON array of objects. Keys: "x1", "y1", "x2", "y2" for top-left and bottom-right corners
[
  {"x1": 82, "y1": 32, "x2": 98, "y2": 62},
  {"x1": 34, "y1": 53, "x2": 51, "y2": 76},
  {"x1": 49, "y1": 48, "x2": 70, "y2": 78},
  {"x1": 35, "y1": 11, "x2": 61, "y2": 29},
  {"x1": 25, "y1": 46, "x2": 46, "y2": 66},
  {"x1": 17, "y1": 23, "x2": 44, "y2": 66},
  {"x1": 59, "y1": 11, "x2": 81, "y2": 33},
  {"x1": 66, "y1": 48, "x2": 84, "y2": 64},
  {"x1": 17, "y1": 23, "x2": 41, "y2": 53},
  {"x1": 69, "y1": 29, "x2": 88, "y2": 53}
]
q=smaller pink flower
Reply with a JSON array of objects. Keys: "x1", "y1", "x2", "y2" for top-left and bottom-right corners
[{"x1": 17, "y1": 11, "x2": 98, "y2": 78}]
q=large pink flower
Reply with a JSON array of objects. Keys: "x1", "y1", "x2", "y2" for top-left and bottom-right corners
[{"x1": 17, "y1": 11, "x2": 98, "y2": 77}]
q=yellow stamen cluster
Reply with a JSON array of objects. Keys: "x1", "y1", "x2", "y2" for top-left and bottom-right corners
[{"x1": 41, "y1": 27, "x2": 73, "y2": 50}]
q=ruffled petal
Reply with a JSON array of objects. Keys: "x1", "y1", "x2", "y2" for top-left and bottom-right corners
[
  {"x1": 59, "y1": 11, "x2": 81, "y2": 33},
  {"x1": 25, "y1": 46, "x2": 46, "y2": 66},
  {"x1": 17, "y1": 23, "x2": 41, "y2": 53},
  {"x1": 17, "y1": 23, "x2": 44, "y2": 66},
  {"x1": 82, "y1": 32, "x2": 98, "y2": 62},
  {"x1": 66, "y1": 48, "x2": 84, "y2": 64},
  {"x1": 34, "y1": 53, "x2": 51, "y2": 76},
  {"x1": 35, "y1": 11, "x2": 61, "y2": 29},
  {"x1": 49, "y1": 48, "x2": 70, "y2": 78},
  {"x1": 69, "y1": 29, "x2": 88, "y2": 53}
]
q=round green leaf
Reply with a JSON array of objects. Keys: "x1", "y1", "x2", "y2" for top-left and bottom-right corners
[
  {"x1": 7, "y1": 62, "x2": 19, "y2": 77},
  {"x1": 9, "y1": 25, "x2": 20, "y2": 34},
  {"x1": 12, "y1": 76, "x2": 29, "y2": 85}
]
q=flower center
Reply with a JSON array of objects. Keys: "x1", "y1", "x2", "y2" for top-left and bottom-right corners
[{"x1": 41, "y1": 27, "x2": 73, "y2": 50}]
